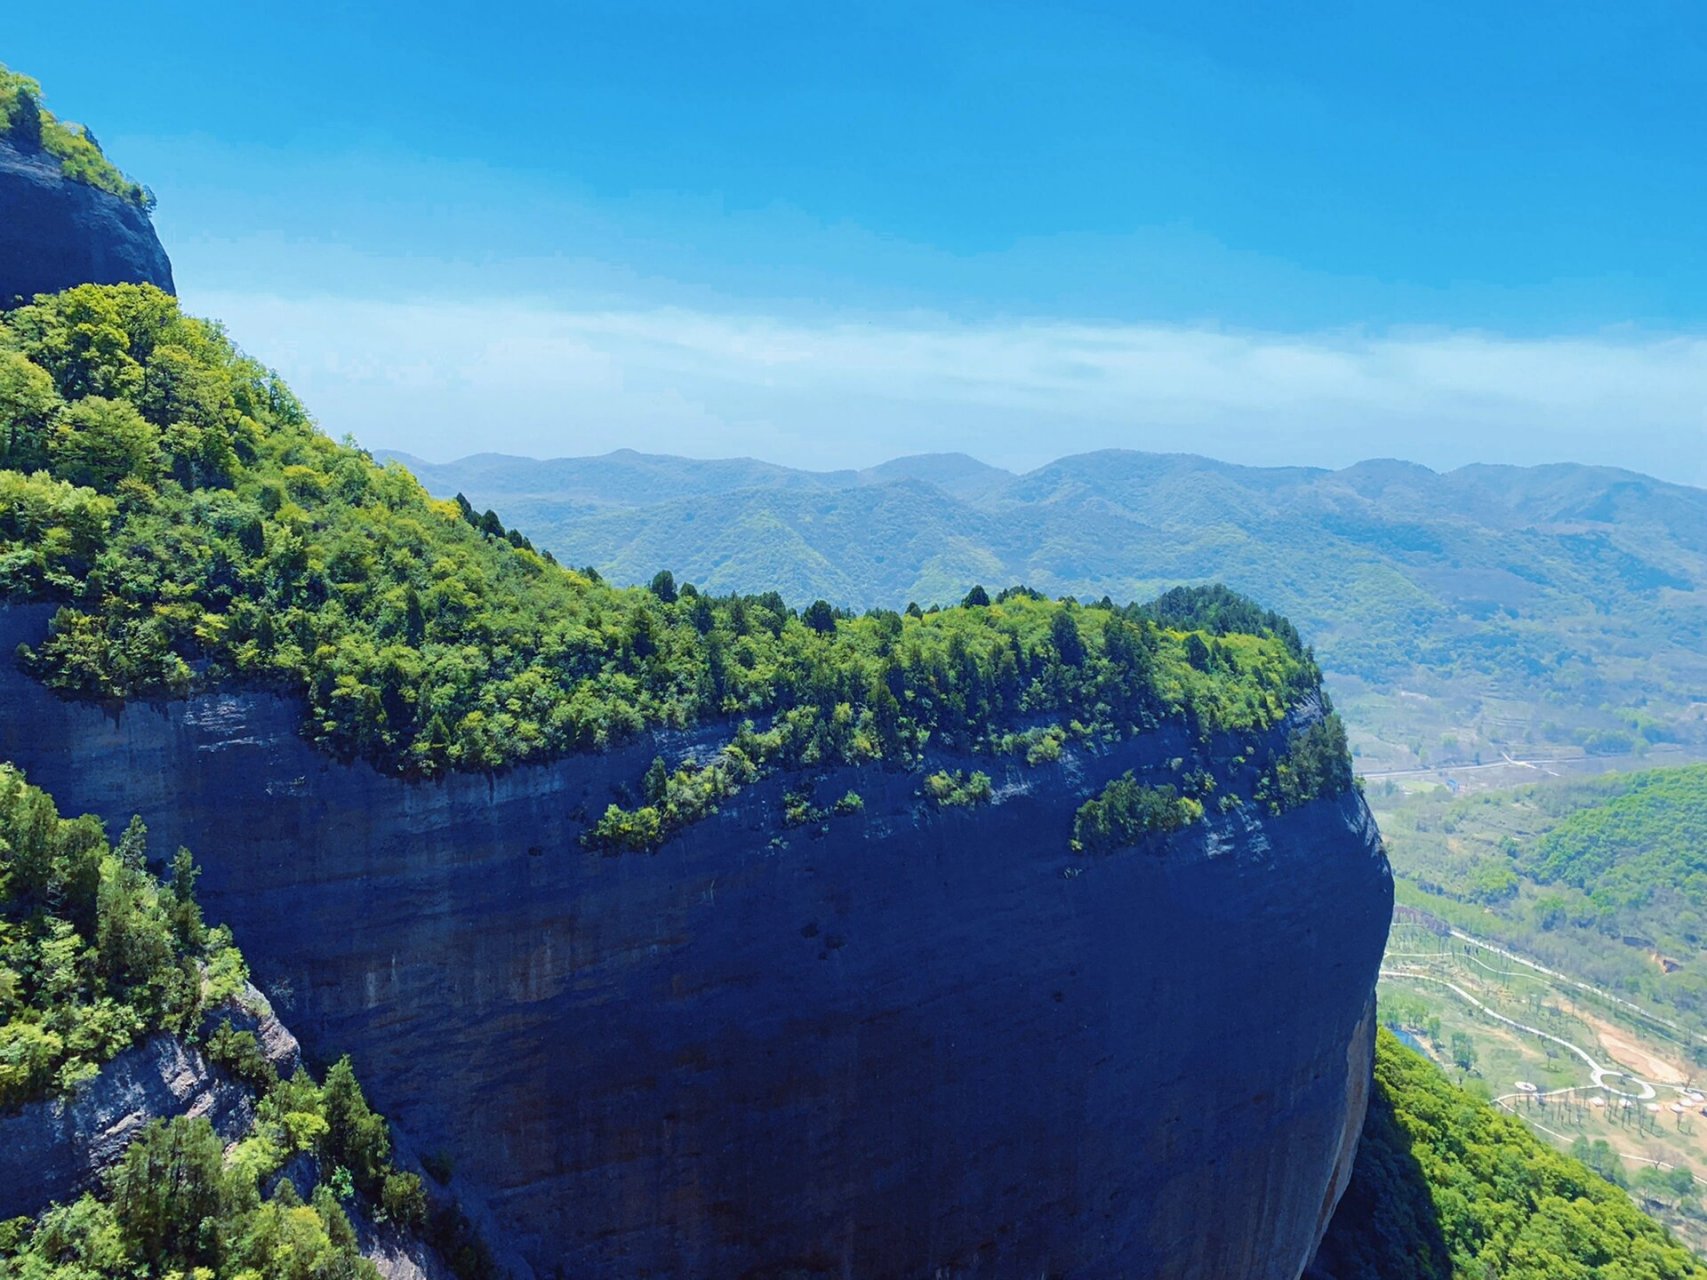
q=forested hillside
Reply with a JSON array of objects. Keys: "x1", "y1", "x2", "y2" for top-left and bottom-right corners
[
  {"x1": 1314, "y1": 1029, "x2": 1707, "y2": 1279},
  {"x1": 1374, "y1": 765, "x2": 1707, "y2": 1035},
  {"x1": 0, "y1": 285, "x2": 1331, "y2": 843},
  {"x1": 391, "y1": 447, "x2": 1707, "y2": 774}
]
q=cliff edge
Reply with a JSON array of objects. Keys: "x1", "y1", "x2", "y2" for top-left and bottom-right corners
[{"x1": 0, "y1": 138, "x2": 174, "y2": 303}]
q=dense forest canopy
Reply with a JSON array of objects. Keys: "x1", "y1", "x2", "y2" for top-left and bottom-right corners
[
  {"x1": 1527, "y1": 766, "x2": 1707, "y2": 912},
  {"x1": 0, "y1": 285, "x2": 1337, "y2": 830},
  {"x1": 1315, "y1": 1029, "x2": 1707, "y2": 1280},
  {"x1": 0, "y1": 65, "x2": 150, "y2": 208}
]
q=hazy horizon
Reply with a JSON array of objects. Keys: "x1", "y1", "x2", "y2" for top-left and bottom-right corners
[
  {"x1": 375, "y1": 437, "x2": 1703, "y2": 492},
  {"x1": 10, "y1": 3, "x2": 1707, "y2": 485}
]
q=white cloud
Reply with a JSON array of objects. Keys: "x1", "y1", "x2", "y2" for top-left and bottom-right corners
[{"x1": 187, "y1": 289, "x2": 1707, "y2": 486}]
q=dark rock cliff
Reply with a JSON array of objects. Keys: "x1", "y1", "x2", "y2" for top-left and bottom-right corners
[
  {"x1": 0, "y1": 140, "x2": 174, "y2": 304},
  {"x1": 0, "y1": 604, "x2": 1392, "y2": 1279}
]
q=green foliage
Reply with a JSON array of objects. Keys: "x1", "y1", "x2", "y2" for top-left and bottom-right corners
[
  {"x1": 922, "y1": 769, "x2": 993, "y2": 808},
  {"x1": 380, "y1": 1171, "x2": 429, "y2": 1229},
  {"x1": 1317, "y1": 1029, "x2": 1707, "y2": 1279},
  {"x1": 1071, "y1": 772, "x2": 1202, "y2": 853},
  {"x1": 1527, "y1": 766, "x2": 1707, "y2": 912},
  {"x1": 322, "y1": 1056, "x2": 392, "y2": 1196},
  {"x1": 0, "y1": 765, "x2": 244, "y2": 1107},
  {"x1": 0, "y1": 287, "x2": 1316, "y2": 815},
  {"x1": 1255, "y1": 712, "x2": 1354, "y2": 813},
  {"x1": 204, "y1": 1018, "x2": 278, "y2": 1096},
  {"x1": 0, "y1": 64, "x2": 150, "y2": 207},
  {"x1": 0, "y1": 1114, "x2": 383, "y2": 1279}
]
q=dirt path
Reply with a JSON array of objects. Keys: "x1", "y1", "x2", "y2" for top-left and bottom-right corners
[{"x1": 1579, "y1": 1009, "x2": 1690, "y2": 1086}]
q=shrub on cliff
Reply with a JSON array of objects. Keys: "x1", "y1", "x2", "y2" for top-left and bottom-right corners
[{"x1": 1071, "y1": 773, "x2": 1203, "y2": 853}]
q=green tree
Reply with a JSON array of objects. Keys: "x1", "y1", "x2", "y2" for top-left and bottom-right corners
[
  {"x1": 0, "y1": 350, "x2": 61, "y2": 469},
  {"x1": 1050, "y1": 608, "x2": 1085, "y2": 666},
  {"x1": 109, "y1": 1116, "x2": 228, "y2": 1269},
  {"x1": 6, "y1": 85, "x2": 42, "y2": 149},
  {"x1": 648, "y1": 569, "x2": 678, "y2": 603},
  {"x1": 803, "y1": 599, "x2": 838, "y2": 634},
  {"x1": 48, "y1": 396, "x2": 159, "y2": 488}
]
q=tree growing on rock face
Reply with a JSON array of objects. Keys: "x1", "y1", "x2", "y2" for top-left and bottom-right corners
[{"x1": 110, "y1": 1116, "x2": 227, "y2": 1270}]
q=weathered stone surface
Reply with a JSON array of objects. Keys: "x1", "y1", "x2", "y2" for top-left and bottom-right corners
[
  {"x1": 203, "y1": 980, "x2": 303, "y2": 1076},
  {"x1": 354, "y1": 1212, "x2": 460, "y2": 1280},
  {"x1": 0, "y1": 604, "x2": 1392, "y2": 1279},
  {"x1": 0, "y1": 1033, "x2": 252, "y2": 1219},
  {"x1": 0, "y1": 139, "x2": 174, "y2": 304}
]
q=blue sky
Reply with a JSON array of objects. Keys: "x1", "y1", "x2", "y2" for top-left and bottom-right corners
[{"x1": 8, "y1": 3, "x2": 1707, "y2": 482}]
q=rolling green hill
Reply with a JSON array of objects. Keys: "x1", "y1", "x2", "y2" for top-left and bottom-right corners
[{"x1": 387, "y1": 447, "x2": 1707, "y2": 774}]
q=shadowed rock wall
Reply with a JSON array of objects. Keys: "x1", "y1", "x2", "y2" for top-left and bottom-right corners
[
  {"x1": 0, "y1": 605, "x2": 1391, "y2": 1279},
  {"x1": 0, "y1": 140, "x2": 174, "y2": 304}
]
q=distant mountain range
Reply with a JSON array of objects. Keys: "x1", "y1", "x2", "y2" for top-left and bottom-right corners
[{"x1": 382, "y1": 447, "x2": 1707, "y2": 772}]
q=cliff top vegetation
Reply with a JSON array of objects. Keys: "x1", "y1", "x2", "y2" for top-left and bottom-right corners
[
  {"x1": 0, "y1": 65, "x2": 151, "y2": 209},
  {"x1": 0, "y1": 285, "x2": 1334, "y2": 809}
]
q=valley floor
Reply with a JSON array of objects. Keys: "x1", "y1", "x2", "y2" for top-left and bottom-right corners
[{"x1": 1380, "y1": 921, "x2": 1707, "y2": 1253}]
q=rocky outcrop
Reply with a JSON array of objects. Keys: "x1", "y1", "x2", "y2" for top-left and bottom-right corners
[
  {"x1": 0, "y1": 1033, "x2": 252, "y2": 1219},
  {"x1": 202, "y1": 980, "x2": 303, "y2": 1076},
  {"x1": 0, "y1": 139, "x2": 174, "y2": 304},
  {"x1": 0, "y1": 969, "x2": 453, "y2": 1278},
  {"x1": 0, "y1": 605, "x2": 1392, "y2": 1279}
]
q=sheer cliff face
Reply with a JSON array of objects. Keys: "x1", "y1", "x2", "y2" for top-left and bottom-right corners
[
  {"x1": 0, "y1": 606, "x2": 1392, "y2": 1280},
  {"x1": 0, "y1": 141, "x2": 174, "y2": 303}
]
